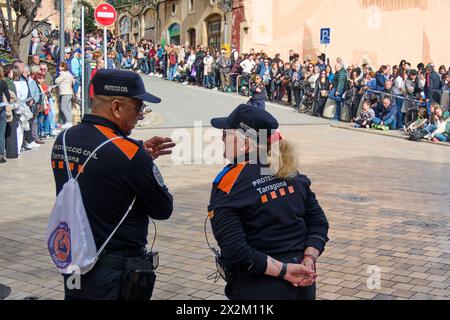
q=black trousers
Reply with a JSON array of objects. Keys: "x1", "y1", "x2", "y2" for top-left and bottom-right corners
[
  {"x1": 292, "y1": 87, "x2": 303, "y2": 108},
  {"x1": 225, "y1": 255, "x2": 316, "y2": 300},
  {"x1": 196, "y1": 66, "x2": 204, "y2": 85},
  {"x1": 5, "y1": 117, "x2": 19, "y2": 158},
  {"x1": 313, "y1": 98, "x2": 327, "y2": 117},
  {"x1": 63, "y1": 264, "x2": 125, "y2": 300},
  {"x1": 285, "y1": 86, "x2": 292, "y2": 104}
]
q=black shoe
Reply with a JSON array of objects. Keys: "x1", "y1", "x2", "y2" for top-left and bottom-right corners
[{"x1": 0, "y1": 157, "x2": 6, "y2": 163}]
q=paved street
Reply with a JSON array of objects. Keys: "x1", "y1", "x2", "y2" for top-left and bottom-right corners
[{"x1": 1, "y1": 75, "x2": 450, "y2": 300}]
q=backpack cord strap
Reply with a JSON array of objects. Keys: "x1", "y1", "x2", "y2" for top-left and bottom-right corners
[
  {"x1": 62, "y1": 129, "x2": 73, "y2": 180},
  {"x1": 94, "y1": 196, "x2": 137, "y2": 260},
  {"x1": 61, "y1": 130, "x2": 138, "y2": 261},
  {"x1": 74, "y1": 136, "x2": 123, "y2": 181}
]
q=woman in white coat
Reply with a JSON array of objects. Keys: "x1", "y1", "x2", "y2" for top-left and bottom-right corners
[{"x1": 54, "y1": 61, "x2": 74, "y2": 128}]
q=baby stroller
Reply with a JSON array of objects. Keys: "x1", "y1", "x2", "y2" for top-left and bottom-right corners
[
  {"x1": 239, "y1": 75, "x2": 251, "y2": 96},
  {"x1": 299, "y1": 82, "x2": 315, "y2": 114}
]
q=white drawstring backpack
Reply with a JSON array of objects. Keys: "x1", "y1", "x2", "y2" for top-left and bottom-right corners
[{"x1": 46, "y1": 129, "x2": 136, "y2": 275}]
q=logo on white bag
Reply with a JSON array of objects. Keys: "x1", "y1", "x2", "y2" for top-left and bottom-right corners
[{"x1": 48, "y1": 222, "x2": 72, "y2": 268}]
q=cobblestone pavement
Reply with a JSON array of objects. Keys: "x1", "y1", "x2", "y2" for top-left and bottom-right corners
[{"x1": 1, "y1": 121, "x2": 449, "y2": 300}]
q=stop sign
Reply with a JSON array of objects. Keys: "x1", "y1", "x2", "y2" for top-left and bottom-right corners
[{"x1": 94, "y1": 3, "x2": 117, "y2": 27}]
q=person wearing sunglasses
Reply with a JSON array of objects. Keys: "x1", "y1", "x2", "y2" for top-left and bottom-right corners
[
  {"x1": 208, "y1": 104, "x2": 329, "y2": 300},
  {"x1": 51, "y1": 69, "x2": 176, "y2": 300}
]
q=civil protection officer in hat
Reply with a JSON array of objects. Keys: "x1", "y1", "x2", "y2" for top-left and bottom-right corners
[
  {"x1": 51, "y1": 69, "x2": 175, "y2": 299},
  {"x1": 208, "y1": 104, "x2": 329, "y2": 300}
]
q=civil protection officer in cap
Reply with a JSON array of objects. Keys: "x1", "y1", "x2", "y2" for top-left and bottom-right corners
[
  {"x1": 51, "y1": 69, "x2": 175, "y2": 300},
  {"x1": 208, "y1": 104, "x2": 329, "y2": 300}
]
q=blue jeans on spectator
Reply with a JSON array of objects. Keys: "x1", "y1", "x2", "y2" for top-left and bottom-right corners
[
  {"x1": 48, "y1": 97, "x2": 56, "y2": 132},
  {"x1": 328, "y1": 89, "x2": 343, "y2": 120},
  {"x1": 433, "y1": 133, "x2": 448, "y2": 142},
  {"x1": 372, "y1": 116, "x2": 397, "y2": 130},
  {"x1": 203, "y1": 75, "x2": 215, "y2": 88},
  {"x1": 149, "y1": 58, "x2": 156, "y2": 73},
  {"x1": 73, "y1": 76, "x2": 81, "y2": 95},
  {"x1": 395, "y1": 97, "x2": 404, "y2": 129},
  {"x1": 423, "y1": 123, "x2": 437, "y2": 134},
  {"x1": 140, "y1": 58, "x2": 149, "y2": 74},
  {"x1": 37, "y1": 112, "x2": 50, "y2": 136},
  {"x1": 168, "y1": 64, "x2": 177, "y2": 80},
  {"x1": 117, "y1": 53, "x2": 123, "y2": 68}
]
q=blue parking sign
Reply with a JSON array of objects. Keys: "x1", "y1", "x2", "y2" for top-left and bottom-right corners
[{"x1": 320, "y1": 28, "x2": 331, "y2": 44}]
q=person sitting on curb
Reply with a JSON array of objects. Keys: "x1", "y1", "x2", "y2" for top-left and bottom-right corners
[
  {"x1": 372, "y1": 96, "x2": 397, "y2": 131},
  {"x1": 354, "y1": 100, "x2": 375, "y2": 129},
  {"x1": 404, "y1": 108, "x2": 428, "y2": 133},
  {"x1": 426, "y1": 111, "x2": 449, "y2": 142}
]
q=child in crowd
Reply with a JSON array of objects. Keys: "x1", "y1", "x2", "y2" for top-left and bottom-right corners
[
  {"x1": 174, "y1": 61, "x2": 188, "y2": 83},
  {"x1": 248, "y1": 74, "x2": 267, "y2": 110},
  {"x1": 404, "y1": 108, "x2": 428, "y2": 133},
  {"x1": 121, "y1": 54, "x2": 133, "y2": 70},
  {"x1": 354, "y1": 100, "x2": 375, "y2": 128}
]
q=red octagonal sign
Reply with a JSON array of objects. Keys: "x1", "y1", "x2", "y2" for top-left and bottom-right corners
[{"x1": 94, "y1": 3, "x2": 117, "y2": 27}]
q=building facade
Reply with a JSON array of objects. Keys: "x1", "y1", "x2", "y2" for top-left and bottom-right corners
[
  {"x1": 99, "y1": 0, "x2": 448, "y2": 67},
  {"x1": 156, "y1": 0, "x2": 233, "y2": 51},
  {"x1": 236, "y1": 0, "x2": 449, "y2": 68},
  {"x1": 111, "y1": 0, "x2": 234, "y2": 51},
  {"x1": 112, "y1": 0, "x2": 158, "y2": 43}
]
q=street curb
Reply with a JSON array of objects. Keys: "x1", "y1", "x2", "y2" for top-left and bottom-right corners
[{"x1": 330, "y1": 124, "x2": 450, "y2": 147}]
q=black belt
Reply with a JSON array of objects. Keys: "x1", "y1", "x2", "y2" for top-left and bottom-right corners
[
  {"x1": 96, "y1": 247, "x2": 146, "y2": 270},
  {"x1": 272, "y1": 251, "x2": 305, "y2": 263},
  {"x1": 102, "y1": 247, "x2": 146, "y2": 257}
]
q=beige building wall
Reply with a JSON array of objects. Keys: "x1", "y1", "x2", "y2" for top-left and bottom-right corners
[
  {"x1": 242, "y1": 0, "x2": 449, "y2": 68},
  {"x1": 158, "y1": 0, "x2": 232, "y2": 49},
  {"x1": 35, "y1": 0, "x2": 77, "y2": 30},
  {"x1": 34, "y1": 0, "x2": 104, "y2": 30}
]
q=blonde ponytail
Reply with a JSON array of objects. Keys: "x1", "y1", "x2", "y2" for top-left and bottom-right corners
[{"x1": 268, "y1": 139, "x2": 299, "y2": 179}]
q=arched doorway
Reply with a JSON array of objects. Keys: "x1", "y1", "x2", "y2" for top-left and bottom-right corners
[
  {"x1": 187, "y1": 28, "x2": 196, "y2": 48},
  {"x1": 143, "y1": 9, "x2": 156, "y2": 42},
  {"x1": 133, "y1": 19, "x2": 141, "y2": 42},
  {"x1": 205, "y1": 14, "x2": 222, "y2": 51},
  {"x1": 168, "y1": 23, "x2": 180, "y2": 45},
  {"x1": 119, "y1": 16, "x2": 130, "y2": 43}
]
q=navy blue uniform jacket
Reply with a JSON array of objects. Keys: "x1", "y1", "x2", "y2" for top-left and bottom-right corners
[
  {"x1": 51, "y1": 115, "x2": 173, "y2": 251},
  {"x1": 208, "y1": 163, "x2": 329, "y2": 274}
]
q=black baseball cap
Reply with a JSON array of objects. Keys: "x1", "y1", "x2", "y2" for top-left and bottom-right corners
[
  {"x1": 91, "y1": 69, "x2": 161, "y2": 103},
  {"x1": 211, "y1": 104, "x2": 279, "y2": 133}
]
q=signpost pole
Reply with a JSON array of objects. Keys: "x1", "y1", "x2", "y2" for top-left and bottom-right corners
[
  {"x1": 104, "y1": 27, "x2": 108, "y2": 69},
  {"x1": 95, "y1": 3, "x2": 117, "y2": 69},
  {"x1": 81, "y1": 6, "x2": 85, "y2": 117},
  {"x1": 59, "y1": 0, "x2": 65, "y2": 64}
]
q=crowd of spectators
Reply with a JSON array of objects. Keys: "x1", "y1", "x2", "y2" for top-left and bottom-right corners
[
  {"x1": 1, "y1": 27, "x2": 449, "y2": 165},
  {"x1": 122, "y1": 41, "x2": 449, "y2": 143}
]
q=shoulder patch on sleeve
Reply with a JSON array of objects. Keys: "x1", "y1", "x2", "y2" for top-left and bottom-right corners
[
  {"x1": 213, "y1": 166, "x2": 231, "y2": 184},
  {"x1": 217, "y1": 163, "x2": 247, "y2": 194},
  {"x1": 95, "y1": 125, "x2": 139, "y2": 160},
  {"x1": 152, "y1": 163, "x2": 165, "y2": 187}
]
